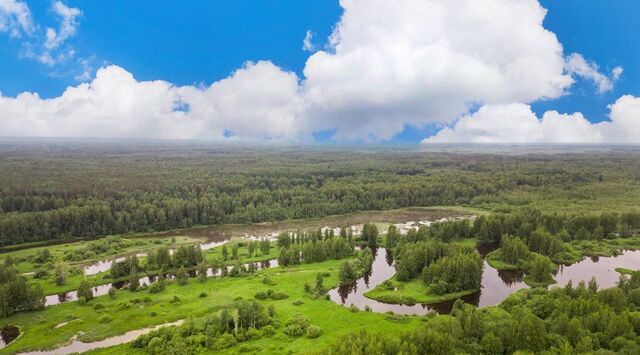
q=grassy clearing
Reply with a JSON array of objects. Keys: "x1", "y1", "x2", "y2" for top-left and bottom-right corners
[
  {"x1": 363, "y1": 276, "x2": 477, "y2": 305},
  {"x1": 0, "y1": 258, "x2": 424, "y2": 354}
]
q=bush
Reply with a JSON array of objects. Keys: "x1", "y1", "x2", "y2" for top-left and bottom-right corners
[
  {"x1": 262, "y1": 276, "x2": 277, "y2": 285},
  {"x1": 148, "y1": 282, "x2": 165, "y2": 294},
  {"x1": 246, "y1": 327, "x2": 262, "y2": 340},
  {"x1": 381, "y1": 280, "x2": 394, "y2": 290},
  {"x1": 143, "y1": 296, "x2": 152, "y2": 303},
  {"x1": 199, "y1": 292, "x2": 207, "y2": 298},
  {"x1": 108, "y1": 287, "x2": 117, "y2": 299},
  {"x1": 284, "y1": 314, "x2": 310, "y2": 337},
  {"x1": 99, "y1": 315, "x2": 111, "y2": 323},
  {"x1": 170, "y1": 295, "x2": 180, "y2": 303},
  {"x1": 149, "y1": 311, "x2": 157, "y2": 317},
  {"x1": 306, "y1": 325, "x2": 323, "y2": 339},
  {"x1": 212, "y1": 333, "x2": 237, "y2": 350},
  {"x1": 254, "y1": 291, "x2": 269, "y2": 300},
  {"x1": 292, "y1": 300, "x2": 304, "y2": 306},
  {"x1": 78, "y1": 297, "x2": 87, "y2": 306},
  {"x1": 270, "y1": 291, "x2": 288, "y2": 300},
  {"x1": 349, "y1": 305, "x2": 359, "y2": 313},
  {"x1": 93, "y1": 303, "x2": 105, "y2": 310},
  {"x1": 261, "y1": 325, "x2": 276, "y2": 337}
]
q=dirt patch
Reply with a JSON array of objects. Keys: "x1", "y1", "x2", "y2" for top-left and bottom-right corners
[{"x1": 133, "y1": 207, "x2": 474, "y2": 242}]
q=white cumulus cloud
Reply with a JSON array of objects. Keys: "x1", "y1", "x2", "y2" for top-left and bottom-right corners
[
  {"x1": 0, "y1": 0, "x2": 633, "y2": 142},
  {"x1": 565, "y1": 53, "x2": 622, "y2": 93},
  {"x1": 423, "y1": 96, "x2": 640, "y2": 144},
  {"x1": 0, "y1": 62, "x2": 303, "y2": 140}
]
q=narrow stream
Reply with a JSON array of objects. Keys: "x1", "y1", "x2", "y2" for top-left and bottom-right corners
[
  {"x1": 46, "y1": 258, "x2": 279, "y2": 307},
  {"x1": 17, "y1": 320, "x2": 184, "y2": 355},
  {"x1": 328, "y1": 246, "x2": 640, "y2": 315},
  {"x1": 83, "y1": 239, "x2": 229, "y2": 275}
]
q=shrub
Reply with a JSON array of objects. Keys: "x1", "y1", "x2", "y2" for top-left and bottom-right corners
[
  {"x1": 261, "y1": 325, "x2": 276, "y2": 337},
  {"x1": 254, "y1": 291, "x2": 269, "y2": 300},
  {"x1": 306, "y1": 325, "x2": 323, "y2": 339},
  {"x1": 292, "y1": 300, "x2": 304, "y2": 306},
  {"x1": 199, "y1": 292, "x2": 207, "y2": 298},
  {"x1": 270, "y1": 291, "x2": 289, "y2": 300},
  {"x1": 93, "y1": 303, "x2": 105, "y2": 310},
  {"x1": 284, "y1": 314, "x2": 310, "y2": 337},
  {"x1": 170, "y1": 295, "x2": 180, "y2": 303},
  {"x1": 246, "y1": 327, "x2": 262, "y2": 340},
  {"x1": 149, "y1": 311, "x2": 157, "y2": 317},
  {"x1": 143, "y1": 296, "x2": 152, "y2": 303},
  {"x1": 212, "y1": 333, "x2": 237, "y2": 350},
  {"x1": 78, "y1": 297, "x2": 87, "y2": 306},
  {"x1": 108, "y1": 287, "x2": 117, "y2": 299},
  {"x1": 262, "y1": 276, "x2": 277, "y2": 285},
  {"x1": 349, "y1": 305, "x2": 359, "y2": 313},
  {"x1": 99, "y1": 315, "x2": 111, "y2": 324},
  {"x1": 381, "y1": 280, "x2": 394, "y2": 290},
  {"x1": 148, "y1": 282, "x2": 165, "y2": 294}
]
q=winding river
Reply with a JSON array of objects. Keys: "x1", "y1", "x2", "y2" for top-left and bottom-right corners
[{"x1": 329, "y1": 245, "x2": 640, "y2": 315}]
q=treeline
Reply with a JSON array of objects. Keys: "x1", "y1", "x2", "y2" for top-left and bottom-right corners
[
  {"x1": 473, "y1": 208, "x2": 640, "y2": 245},
  {"x1": 278, "y1": 238, "x2": 354, "y2": 266},
  {"x1": 4, "y1": 146, "x2": 637, "y2": 246},
  {"x1": 325, "y1": 274, "x2": 640, "y2": 354}
]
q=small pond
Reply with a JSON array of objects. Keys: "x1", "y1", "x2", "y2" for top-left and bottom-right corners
[{"x1": 0, "y1": 326, "x2": 20, "y2": 350}]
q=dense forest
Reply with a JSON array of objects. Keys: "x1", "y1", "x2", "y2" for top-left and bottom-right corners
[{"x1": 2, "y1": 142, "x2": 640, "y2": 246}]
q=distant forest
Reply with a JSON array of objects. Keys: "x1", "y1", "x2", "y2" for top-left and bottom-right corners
[{"x1": 1, "y1": 142, "x2": 640, "y2": 246}]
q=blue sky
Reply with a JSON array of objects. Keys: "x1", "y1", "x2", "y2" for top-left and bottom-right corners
[{"x1": 0, "y1": 1, "x2": 639, "y2": 143}]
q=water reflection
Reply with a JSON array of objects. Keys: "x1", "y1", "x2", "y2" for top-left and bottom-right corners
[
  {"x1": 329, "y1": 244, "x2": 640, "y2": 315},
  {"x1": 554, "y1": 250, "x2": 640, "y2": 289},
  {"x1": 0, "y1": 326, "x2": 20, "y2": 349}
]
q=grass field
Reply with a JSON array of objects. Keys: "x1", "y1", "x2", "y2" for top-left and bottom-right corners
[{"x1": 0, "y1": 258, "x2": 425, "y2": 354}]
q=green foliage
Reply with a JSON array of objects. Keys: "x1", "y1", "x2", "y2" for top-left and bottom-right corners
[
  {"x1": 0, "y1": 265, "x2": 45, "y2": 317},
  {"x1": 500, "y1": 234, "x2": 529, "y2": 265},
  {"x1": 77, "y1": 279, "x2": 93, "y2": 301}
]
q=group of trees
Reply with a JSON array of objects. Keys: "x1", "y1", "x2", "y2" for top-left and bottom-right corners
[
  {"x1": 132, "y1": 299, "x2": 276, "y2": 353},
  {"x1": 328, "y1": 274, "x2": 640, "y2": 354},
  {"x1": 394, "y1": 241, "x2": 475, "y2": 281},
  {"x1": 145, "y1": 245, "x2": 203, "y2": 270},
  {"x1": 278, "y1": 238, "x2": 354, "y2": 267},
  {"x1": 0, "y1": 265, "x2": 45, "y2": 317},
  {"x1": 422, "y1": 253, "x2": 483, "y2": 295}
]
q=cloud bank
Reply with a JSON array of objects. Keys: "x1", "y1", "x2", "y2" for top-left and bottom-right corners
[
  {"x1": 424, "y1": 96, "x2": 640, "y2": 144},
  {"x1": 0, "y1": 0, "x2": 635, "y2": 143}
]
